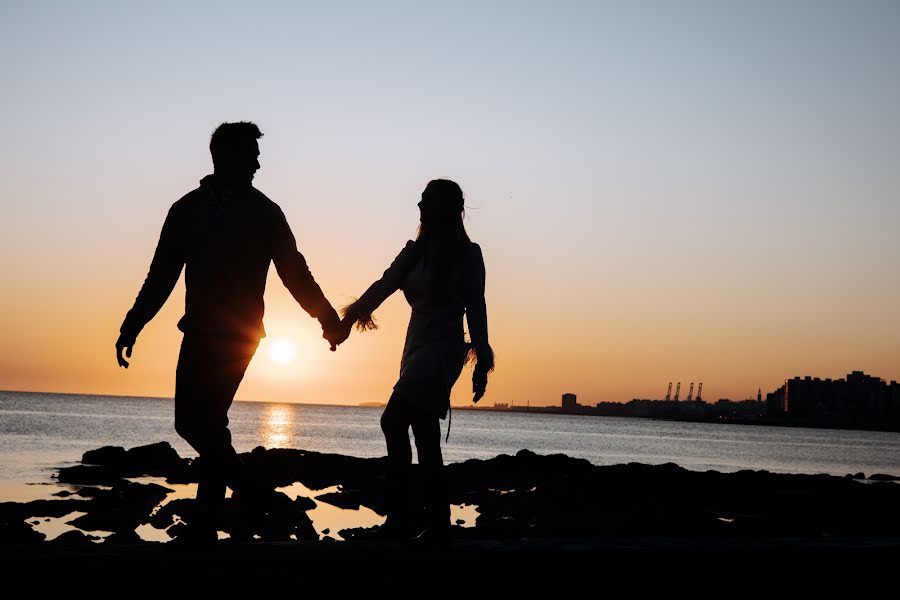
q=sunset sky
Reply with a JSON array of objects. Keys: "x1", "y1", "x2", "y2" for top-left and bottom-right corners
[{"x1": 2, "y1": 1, "x2": 899, "y2": 407}]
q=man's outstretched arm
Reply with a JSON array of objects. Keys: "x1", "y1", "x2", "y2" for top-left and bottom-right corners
[
  {"x1": 270, "y1": 207, "x2": 342, "y2": 348},
  {"x1": 117, "y1": 205, "x2": 185, "y2": 368}
]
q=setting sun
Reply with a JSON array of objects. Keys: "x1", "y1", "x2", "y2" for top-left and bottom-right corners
[{"x1": 266, "y1": 339, "x2": 297, "y2": 366}]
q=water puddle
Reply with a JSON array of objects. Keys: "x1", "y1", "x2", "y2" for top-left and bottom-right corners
[
  {"x1": 29, "y1": 511, "x2": 113, "y2": 542},
  {"x1": 277, "y1": 482, "x2": 384, "y2": 540},
  {"x1": 451, "y1": 503, "x2": 479, "y2": 528},
  {"x1": 24, "y1": 478, "x2": 478, "y2": 543}
]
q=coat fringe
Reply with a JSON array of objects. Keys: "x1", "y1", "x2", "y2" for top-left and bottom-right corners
[
  {"x1": 467, "y1": 343, "x2": 495, "y2": 373},
  {"x1": 341, "y1": 299, "x2": 378, "y2": 332}
]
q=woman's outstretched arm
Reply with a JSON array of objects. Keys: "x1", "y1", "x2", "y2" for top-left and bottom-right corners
[{"x1": 342, "y1": 240, "x2": 418, "y2": 331}]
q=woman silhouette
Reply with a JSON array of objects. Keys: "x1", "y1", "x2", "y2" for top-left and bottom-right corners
[{"x1": 342, "y1": 179, "x2": 494, "y2": 543}]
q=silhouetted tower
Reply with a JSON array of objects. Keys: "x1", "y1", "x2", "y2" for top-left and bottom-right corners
[
  {"x1": 757, "y1": 388, "x2": 762, "y2": 403},
  {"x1": 674, "y1": 382, "x2": 681, "y2": 402},
  {"x1": 687, "y1": 382, "x2": 694, "y2": 401},
  {"x1": 665, "y1": 382, "x2": 672, "y2": 401},
  {"x1": 696, "y1": 382, "x2": 703, "y2": 402}
]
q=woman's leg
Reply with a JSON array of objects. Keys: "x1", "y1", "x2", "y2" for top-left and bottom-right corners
[
  {"x1": 410, "y1": 407, "x2": 450, "y2": 537},
  {"x1": 380, "y1": 392, "x2": 414, "y2": 529}
]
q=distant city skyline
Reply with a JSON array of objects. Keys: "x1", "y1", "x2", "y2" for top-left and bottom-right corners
[
  {"x1": 484, "y1": 369, "x2": 898, "y2": 407},
  {"x1": 2, "y1": 2, "x2": 899, "y2": 406}
]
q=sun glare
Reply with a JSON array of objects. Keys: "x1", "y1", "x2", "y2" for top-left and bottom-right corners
[{"x1": 267, "y1": 339, "x2": 297, "y2": 365}]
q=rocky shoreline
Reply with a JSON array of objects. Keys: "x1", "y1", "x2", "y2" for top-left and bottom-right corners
[{"x1": 1, "y1": 442, "x2": 898, "y2": 590}]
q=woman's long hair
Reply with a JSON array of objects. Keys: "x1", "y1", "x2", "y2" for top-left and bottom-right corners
[
  {"x1": 343, "y1": 179, "x2": 472, "y2": 330},
  {"x1": 414, "y1": 179, "x2": 470, "y2": 301}
]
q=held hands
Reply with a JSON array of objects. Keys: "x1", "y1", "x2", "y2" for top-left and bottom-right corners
[
  {"x1": 115, "y1": 333, "x2": 136, "y2": 369},
  {"x1": 322, "y1": 318, "x2": 353, "y2": 351}
]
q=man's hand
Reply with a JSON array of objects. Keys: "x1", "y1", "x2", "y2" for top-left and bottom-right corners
[
  {"x1": 116, "y1": 334, "x2": 136, "y2": 369},
  {"x1": 323, "y1": 319, "x2": 352, "y2": 351},
  {"x1": 473, "y1": 363, "x2": 489, "y2": 404}
]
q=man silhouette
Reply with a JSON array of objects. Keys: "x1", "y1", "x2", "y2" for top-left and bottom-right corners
[{"x1": 116, "y1": 121, "x2": 346, "y2": 543}]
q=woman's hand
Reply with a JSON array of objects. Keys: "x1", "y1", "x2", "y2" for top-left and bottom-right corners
[
  {"x1": 471, "y1": 343, "x2": 494, "y2": 403},
  {"x1": 323, "y1": 317, "x2": 353, "y2": 351},
  {"x1": 473, "y1": 363, "x2": 489, "y2": 403}
]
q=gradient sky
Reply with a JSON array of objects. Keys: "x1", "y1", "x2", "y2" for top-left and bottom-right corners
[{"x1": 2, "y1": 1, "x2": 899, "y2": 407}]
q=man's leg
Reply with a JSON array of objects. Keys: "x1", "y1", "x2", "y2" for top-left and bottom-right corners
[
  {"x1": 380, "y1": 392, "x2": 414, "y2": 533},
  {"x1": 174, "y1": 335, "x2": 258, "y2": 536}
]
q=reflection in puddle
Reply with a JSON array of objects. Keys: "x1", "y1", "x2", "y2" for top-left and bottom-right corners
[
  {"x1": 29, "y1": 511, "x2": 112, "y2": 542},
  {"x1": 134, "y1": 522, "x2": 169, "y2": 543},
  {"x1": 276, "y1": 480, "x2": 326, "y2": 501},
  {"x1": 128, "y1": 478, "x2": 197, "y2": 542},
  {"x1": 128, "y1": 477, "x2": 196, "y2": 516},
  {"x1": 308, "y1": 500, "x2": 385, "y2": 541},
  {"x1": 277, "y1": 482, "x2": 385, "y2": 541},
  {"x1": 36, "y1": 478, "x2": 473, "y2": 543},
  {"x1": 451, "y1": 503, "x2": 479, "y2": 528}
]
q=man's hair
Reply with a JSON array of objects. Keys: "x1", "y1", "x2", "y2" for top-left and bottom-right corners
[{"x1": 209, "y1": 122, "x2": 263, "y2": 163}]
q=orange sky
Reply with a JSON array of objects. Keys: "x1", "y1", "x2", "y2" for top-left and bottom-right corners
[{"x1": 2, "y1": 3, "x2": 899, "y2": 406}]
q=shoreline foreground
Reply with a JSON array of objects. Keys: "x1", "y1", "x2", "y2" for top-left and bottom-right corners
[{"x1": 1, "y1": 443, "x2": 899, "y2": 590}]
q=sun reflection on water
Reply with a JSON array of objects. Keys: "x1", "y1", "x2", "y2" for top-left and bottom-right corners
[{"x1": 261, "y1": 404, "x2": 295, "y2": 449}]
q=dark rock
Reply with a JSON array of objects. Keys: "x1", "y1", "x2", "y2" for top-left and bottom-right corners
[
  {"x1": 122, "y1": 442, "x2": 185, "y2": 476},
  {"x1": 869, "y1": 474, "x2": 899, "y2": 482},
  {"x1": 17, "y1": 499, "x2": 91, "y2": 519},
  {"x1": 338, "y1": 525, "x2": 376, "y2": 540},
  {"x1": 104, "y1": 529, "x2": 142, "y2": 544},
  {"x1": 221, "y1": 491, "x2": 317, "y2": 542},
  {"x1": 51, "y1": 530, "x2": 96, "y2": 544},
  {"x1": 0, "y1": 519, "x2": 44, "y2": 543},
  {"x1": 165, "y1": 522, "x2": 188, "y2": 540},
  {"x1": 163, "y1": 462, "x2": 200, "y2": 485},
  {"x1": 54, "y1": 442, "x2": 900, "y2": 543},
  {"x1": 149, "y1": 498, "x2": 197, "y2": 530},
  {"x1": 82, "y1": 446, "x2": 126, "y2": 466},
  {"x1": 63, "y1": 442, "x2": 190, "y2": 484},
  {"x1": 293, "y1": 495, "x2": 316, "y2": 512},
  {"x1": 68, "y1": 481, "x2": 171, "y2": 534},
  {"x1": 239, "y1": 447, "x2": 386, "y2": 493},
  {"x1": 316, "y1": 489, "x2": 368, "y2": 510},
  {"x1": 852, "y1": 472, "x2": 866, "y2": 480},
  {"x1": 0, "y1": 502, "x2": 22, "y2": 521},
  {"x1": 57, "y1": 465, "x2": 122, "y2": 485},
  {"x1": 52, "y1": 490, "x2": 73, "y2": 497},
  {"x1": 76, "y1": 487, "x2": 105, "y2": 498}
]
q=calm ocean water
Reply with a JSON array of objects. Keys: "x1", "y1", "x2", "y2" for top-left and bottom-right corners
[{"x1": 2, "y1": 390, "x2": 900, "y2": 503}]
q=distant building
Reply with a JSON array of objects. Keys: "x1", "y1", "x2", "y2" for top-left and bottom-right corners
[
  {"x1": 766, "y1": 371, "x2": 900, "y2": 429},
  {"x1": 562, "y1": 393, "x2": 577, "y2": 410}
]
